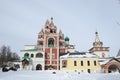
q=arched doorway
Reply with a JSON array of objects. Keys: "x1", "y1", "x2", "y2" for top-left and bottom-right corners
[
  {"x1": 108, "y1": 65, "x2": 120, "y2": 73},
  {"x1": 36, "y1": 64, "x2": 42, "y2": 70},
  {"x1": 22, "y1": 56, "x2": 30, "y2": 70}
]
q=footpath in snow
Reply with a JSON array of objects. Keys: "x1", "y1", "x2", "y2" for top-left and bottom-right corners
[{"x1": 0, "y1": 70, "x2": 120, "y2": 80}]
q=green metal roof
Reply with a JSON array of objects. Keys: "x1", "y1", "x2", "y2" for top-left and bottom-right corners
[{"x1": 22, "y1": 56, "x2": 30, "y2": 61}]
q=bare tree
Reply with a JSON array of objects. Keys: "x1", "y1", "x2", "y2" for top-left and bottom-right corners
[
  {"x1": 0, "y1": 45, "x2": 7, "y2": 65},
  {"x1": 0, "y1": 45, "x2": 20, "y2": 66}
]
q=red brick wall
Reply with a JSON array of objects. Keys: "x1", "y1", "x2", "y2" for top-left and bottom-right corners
[
  {"x1": 45, "y1": 48, "x2": 50, "y2": 59},
  {"x1": 59, "y1": 48, "x2": 65, "y2": 53},
  {"x1": 52, "y1": 48, "x2": 57, "y2": 59}
]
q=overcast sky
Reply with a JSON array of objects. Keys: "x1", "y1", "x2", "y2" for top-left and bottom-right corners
[{"x1": 0, "y1": 0, "x2": 120, "y2": 57}]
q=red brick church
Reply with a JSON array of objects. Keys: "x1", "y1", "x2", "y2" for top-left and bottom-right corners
[{"x1": 21, "y1": 18, "x2": 75, "y2": 70}]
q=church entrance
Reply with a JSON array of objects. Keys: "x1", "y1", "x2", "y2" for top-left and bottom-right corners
[
  {"x1": 101, "y1": 58, "x2": 120, "y2": 73},
  {"x1": 36, "y1": 64, "x2": 42, "y2": 70},
  {"x1": 22, "y1": 59, "x2": 29, "y2": 70},
  {"x1": 108, "y1": 65, "x2": 120, "y2": 73}
]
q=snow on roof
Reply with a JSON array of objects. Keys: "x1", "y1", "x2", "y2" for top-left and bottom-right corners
[
  {"x1": 99, "y1": 59, "x2": 111, "y2": 65},
  {"x1": 99, "y1": 58, "x2": 120, "y2": 65},
  {"x1": 60, "y1": 52, "x2": 98, "y2": 58}
]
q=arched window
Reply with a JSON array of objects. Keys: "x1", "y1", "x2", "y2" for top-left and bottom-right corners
[
  {"x1": 24, "y1": 53, "x2": 29, "y2": 57},
  {"x1": 36, "y1": 53, "x2": 43, "y2": 58},
  {"x1": 48, "y1": 38, "x2": 54, "y2": 47},
  {"x1": 31, "y1": 54, "x2": 34, "y2": 58}
]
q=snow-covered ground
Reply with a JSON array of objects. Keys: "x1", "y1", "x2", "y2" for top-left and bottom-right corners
[{"x1": 0, "y1": 70, "x2": 120, "y2": 80}]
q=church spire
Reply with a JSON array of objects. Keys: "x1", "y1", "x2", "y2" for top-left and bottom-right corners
[
  {"x1": 49, "y1": 17, "x2": 54, "y2": 27},
  {"x1": 89, "y1": 31, "x2": 109, "y2": 58},
  {"x1": 59, "y1": 29, "x2": 62, "y2": 34},
  {"x1": 45, "y1": 19, "x2": 49, "y2": 27},
  {"x1": 93, "y1": 32, "x2": 103, "y2": 47},
  {"x1": 51, "y1": 17, "x2": 53, "y2": 21},
  {"x1": 95, "y1": 32, "x2": 100, "y2": 42}
]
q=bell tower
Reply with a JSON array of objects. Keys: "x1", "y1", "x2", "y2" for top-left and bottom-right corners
[
  {"x1": 89, "y1": 32, "x2": 109, "y2": 58},
  {"x1": 37, "y1": 18, "x2": 62, "y2": 70}
]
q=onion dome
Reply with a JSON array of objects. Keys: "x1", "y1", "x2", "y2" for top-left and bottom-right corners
[
  {"x1": 49, "y1": 17, "x2": 54, "y2": 27},
  {"x1": 65, "y1": 36, "x2": 70, "y2": 41}
]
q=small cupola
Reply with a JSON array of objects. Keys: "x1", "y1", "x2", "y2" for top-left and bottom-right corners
[
  {"x1": 65, "y1": 36, "x2": 70, "y2": 41},
  {"x1": 93, "y1": 32, "x2": 103, "y2": 47}
]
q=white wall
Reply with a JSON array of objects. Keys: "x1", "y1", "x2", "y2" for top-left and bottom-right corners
[
  {"x1": 93, "y1": 51, "x2": 109, "y2": 58},
  {"x1": 24, "y1": 45, "x2": 36, "y2": 50},
  {"x1": 21, "y1": 50, "x2": 45, "y2": 70}
]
